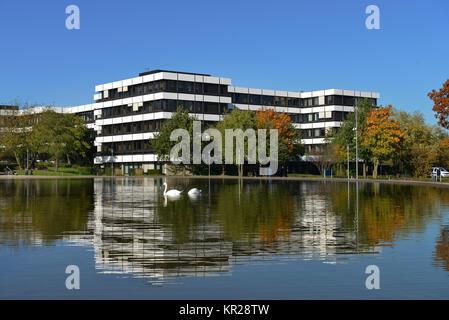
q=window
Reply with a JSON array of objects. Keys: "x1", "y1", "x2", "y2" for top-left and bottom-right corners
[
  {"x1": 343, "y1": 96, "x2": 354, "y2": 106},
  {"x1": 153, "y1": 100, "x2": 162, "y2": 112},
  {"x1": 167, "y1": 100, "x2": 176, "y2": 112},
  {"x1": 166, "y1": 80, "x2": 177, "y2": 92},
  {"x1": 195, "y1": 83, "x2": 202, "y2": 94},
  {"x1": 233, "y1": 93, "x2": 248, "y2": 104},
  {"x1": 273, "y1": 96, "x2": 281, "y2": 106},
  {"x1": 219, "y1": 103, "x2": 227, "y2": 114},
  {"x1": 177, "y1": 81, "x2": 184, "y2": 93},
  {"x1": 204, "y1": 102, "x2": 218, "y2": 114},
  {"x1": 334, "y1": 95, "x2": 343, "y2": 105},
  {"x1": 262, "y1": 95, "x2": 273, "y2": 106},
  {"x1": 249, "y1": 94, "x2": 260, "y2": 105},
  {"x1": 204, "y1": 83, "x2": 219, "y2": 95},
  {"x1": 185, "y1": 101, "x2": 193, "y2": 112},
  {"x1": 194, "y1": 101, "x2": 202, "y2": 113},
  {"x1": 219, "y1": 85, "x2": 228, "y2": 96},
  {"x1": 287, "y1": 98, "x2": 298, "y2": 107}
]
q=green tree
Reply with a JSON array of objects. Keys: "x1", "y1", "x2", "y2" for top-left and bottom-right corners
[
  {"x1": 150, "y1": 107, "x2": 197, "y2": 175},
  {"x1": 326, "y1": 98, "x2": 374, "y2": 177},
  {"x1": 216, "y1": 109, "x2": 257, "y2": 177},
  {"x1": 34, "y1": 109, "x2": 90, "y2": 172},
  {"x1": 361, "y1": 105, "x2": 405, "y2": 178},
  {"x1": 0, "y1": 104, "x2": 40, "y2": 169},
  {"x1": 255, "y1": 108, "x2": 303, "y2": 164},
  {"x1": 395, "y1": 110, "x2": 439, "y2": 177}
]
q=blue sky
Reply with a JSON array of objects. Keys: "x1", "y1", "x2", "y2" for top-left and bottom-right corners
[{"x1": 0, "y1": 0, "x2": 448, "y2": 126}]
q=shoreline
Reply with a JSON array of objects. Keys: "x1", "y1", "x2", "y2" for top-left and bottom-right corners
[{"x1": 1, "y1": 174, "x2": 449, "y2": 188}]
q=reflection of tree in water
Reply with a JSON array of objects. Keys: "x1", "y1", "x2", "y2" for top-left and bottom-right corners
[
  {"x1": 433, "y1": 226, "x2": 449, "y2": 272},
  {"x1": 212, "y1": 183, "x2": 295, "y2": 247},
  {"x1": 330, "y1": 182, "x2": 447, "y2": 247},
  {"x1": 3, "y1": 178, "x2": 449, "y2": 282},
  {"x1": 0, "y1": 179, "x2": 93, "y2": 247}
]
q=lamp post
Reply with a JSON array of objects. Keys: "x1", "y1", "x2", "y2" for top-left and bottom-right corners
[
  {"x1": 347, "y1": 144, "x2": 350, "y2": 179},
  {"x1": 26, "y1": 147, "x2": 29, "y2": 174},
  {"x1": 355, "y1": 98, "x2": 359, "y2": 180},
  {"x1": 111, "y1": 148, "x2": 114, "y2": 178}
]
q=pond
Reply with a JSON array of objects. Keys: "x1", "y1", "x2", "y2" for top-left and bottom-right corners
[{"x1": 1, "y1": 177, "x2": 449, "y2": 299}]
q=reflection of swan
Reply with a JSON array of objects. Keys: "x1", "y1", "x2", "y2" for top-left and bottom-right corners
[
  {"x1": 163, "y1": 182, "x2": 182, "y2": 197},
  {"x1": 188, "y1": 188, "x2": 201, "y2": 196}
]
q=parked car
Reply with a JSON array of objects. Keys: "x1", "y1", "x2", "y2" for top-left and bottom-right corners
[{"x1": 431, "y1": 167, "x2": 449, "y2": 178}]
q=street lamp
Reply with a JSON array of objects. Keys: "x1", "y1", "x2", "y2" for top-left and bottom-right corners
[
  {"x1": 355, "y1": 98, "x2": 358, "y2": 180},
  {"x1": 111, "y1": 148, "x2": 114, "y2": 178},
  {"x1": 347, "y1": 144, "x2": 350, "y2": 179}
]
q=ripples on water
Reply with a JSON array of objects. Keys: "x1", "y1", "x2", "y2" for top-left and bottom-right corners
[{"x1": 1, "y1": 178, "x2": 449, "y2": 290}]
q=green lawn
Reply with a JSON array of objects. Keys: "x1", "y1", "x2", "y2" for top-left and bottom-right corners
[{"x1": 17, "y1": 166, "x2": 95, "y2": 176}]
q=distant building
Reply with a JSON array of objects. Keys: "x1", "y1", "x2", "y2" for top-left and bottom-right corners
[
  {"x1": 9, "y1": 70, "x2": 380, "y2": 172},
  {"x1": 0, "y1": 105, "x2": 19, "y2": 127}
]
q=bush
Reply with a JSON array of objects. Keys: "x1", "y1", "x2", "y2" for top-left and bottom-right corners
[
  {"x1": 34, "y1": 162, "x2": 49, "y2": 170},
  {"x1": 145, "y1": 169, "x2": 162, "y2": 176}
]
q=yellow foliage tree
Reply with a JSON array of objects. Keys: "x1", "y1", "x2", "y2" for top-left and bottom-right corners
[{"x1": 361, "y1": 106, "x2": 405, "y2": 178}]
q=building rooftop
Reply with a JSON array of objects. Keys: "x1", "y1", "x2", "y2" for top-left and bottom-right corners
[
  {"x1": 0, "y1": 105, "x2": 19, "y2": 110},
  {"x1": 138, "y1": 69, "x2": 211, "y2": 77}
]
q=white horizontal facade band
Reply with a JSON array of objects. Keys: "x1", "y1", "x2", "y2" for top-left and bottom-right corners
[
  {"x1": 64, "y1": 93, "x2": 232, "y2": 114},
  {"x1": 94, "y1": 111, "x2": 342, "y2": 129},
  {"x1": 302, "y1": 138, "x2": 326, "y2": 145},
  {"x1": 94, "y1": 138, "x2": 326, "y2": 163},
  {"x1": 231, "y1": 104, "x2": 354, "y2": 114},
  {"x1": 35, "y1": 93, "x2": 376, "y2": 115},
  {"x1": 95, "y1": 112, "x2": 221, "y2": 127},
  {"x1": 94, "y1": 154, "x2": 158, "y2": 164},
  {"x1": 96, "y1": 132, "x2": 157, "y2": 143},
  {"x1": 227, "y1": 87, "x2": 380, "y2": 99},
  {"x1": 94, "y1": 72, "x2": 232, "y2": 94},
  {"x1": 293, "y1": 121, "x2": 343, "y2": 129}
]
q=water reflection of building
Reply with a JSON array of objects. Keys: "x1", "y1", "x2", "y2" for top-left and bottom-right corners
[
  {"x1": 65, "y1": 179, "x2": 381, "y2": 284},
  {"x1": 86, "y1": 179, "x2": 233, "y2": 283}
]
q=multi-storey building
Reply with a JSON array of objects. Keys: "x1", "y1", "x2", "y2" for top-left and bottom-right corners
[
  {"x1": 0, "y1": 105, "x2": 19, "y2": 126},
  {"x1": 5, "y1": 70, "x2": 380, "y2": 173}
]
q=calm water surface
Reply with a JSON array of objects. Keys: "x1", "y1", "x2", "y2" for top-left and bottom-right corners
[{"x1": 1, "y1": 178, "x2": 449, "y2": 299}]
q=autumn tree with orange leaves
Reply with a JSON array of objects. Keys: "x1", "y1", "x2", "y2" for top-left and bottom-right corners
[
  {"x1": 255, "y1": 109, "x2": 302, "y2": 163},
  {"x1": 428, "y1": 79, "x2": 449, "y2": 129},
  {"x1": 436, "y1": 137, "x2": 449, "y2": 169},
  {"x1": 361, "y1": 105, "x2": 405, "y2": 178}
]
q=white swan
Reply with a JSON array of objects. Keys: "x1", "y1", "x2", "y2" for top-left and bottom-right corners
[
  {"x1": 163, "y1": 182, "x2": 182, "y2": 197},
  {"x1": 188, "y1": 188, "x2": 201, "y2": 196}
]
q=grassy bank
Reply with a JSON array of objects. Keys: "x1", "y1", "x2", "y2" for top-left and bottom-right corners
[{"x1": 16, "y1": 166, "x2": 96, "y2": 176}]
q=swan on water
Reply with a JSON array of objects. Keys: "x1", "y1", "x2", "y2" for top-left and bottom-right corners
[
  {"x1": 163, "y1": 182, "x2": 182, "y2": 197},
  {"x1": 188, "y1": 188, "x2": 201, "y2": 196}
]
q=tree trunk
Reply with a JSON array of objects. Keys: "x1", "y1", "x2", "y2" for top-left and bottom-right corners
[
  {"x1": 363, "y1": 162, "x2": 367, "y2": 179},
  {"x1": 14, "y1": 152, "x2": 23, "y2": 170},
  {"x1": 373, "y1": 158, "x2": 379, "y2": 179},
  {"x1": 55, "y1": 159, "x2": 59, "y2": 172},
  {"x1": 66, "y1": 154, "x2": 71, "y2": 166}
]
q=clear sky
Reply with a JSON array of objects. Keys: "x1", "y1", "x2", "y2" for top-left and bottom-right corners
[{"x1": 0, "y1": 0, "x2": 448, "y2": 126}]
